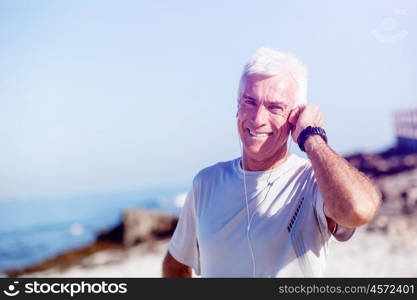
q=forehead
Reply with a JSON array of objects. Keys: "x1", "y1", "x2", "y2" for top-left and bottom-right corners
[{"x1": 242, "y1": 74, "x2": 297, "y2": 103}]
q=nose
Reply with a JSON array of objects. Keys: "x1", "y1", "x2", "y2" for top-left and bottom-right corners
[{"x1": 251, "y1": 104, "x2": 268, "y2": 127}]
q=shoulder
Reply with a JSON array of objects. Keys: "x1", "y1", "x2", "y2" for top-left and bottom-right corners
[
  {"x1": 287, "y1": 154, "x2": 314, "y2": 178},
  {"x1": 193, "y1": 158, "x2": 238, "y2": 184},
  {"x1": 284, "y1": 155, "x2": 320, "y2": 200}
]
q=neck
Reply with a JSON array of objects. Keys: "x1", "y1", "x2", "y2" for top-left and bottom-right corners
[{"x1": 242, "y1": 147, "x2": 290, "y2": 171}]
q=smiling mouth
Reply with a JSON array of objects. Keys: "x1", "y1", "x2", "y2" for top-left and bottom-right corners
[{"x1": 247, "y1": 128, "x2": 273, "y2": 138}]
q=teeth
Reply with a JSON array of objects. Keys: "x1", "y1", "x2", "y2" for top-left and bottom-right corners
[{"x1": 248, "y1": 129, "x2": 270, "y2": 137}]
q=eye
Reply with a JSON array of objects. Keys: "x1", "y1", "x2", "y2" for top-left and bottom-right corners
[
  {"x1": 269, "y1": 104, "x2": 284, "y2": 112},
  {"x1": 244, "y1": 99, "x2": 257, "y2": 106}
]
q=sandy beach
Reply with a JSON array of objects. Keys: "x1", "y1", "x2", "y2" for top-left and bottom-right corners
[
  {"x1": 10, "y1": 153, "x2": 417, "y2": 278},
  {"x1": 325, "y1": 226, "x2": 417, "y2": 277},
  {"x1": 18, "y1": 225, "x2": 417, "y2": 278}
]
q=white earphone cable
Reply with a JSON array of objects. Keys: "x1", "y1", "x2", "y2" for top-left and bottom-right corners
[
  {"x1": 239, "y1": 137, "x2": 294, "y2": 278},
  {"x1": 239, "y1": 141, "x2": 257, "y2": 278}
]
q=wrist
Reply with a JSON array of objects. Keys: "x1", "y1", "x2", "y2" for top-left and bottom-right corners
[
  {"x1": 304, "y1": 135, "x2": 327, "y2": 153},
  {"x1": 297, "y1": 126, "x2": 328, "y2": 152}
]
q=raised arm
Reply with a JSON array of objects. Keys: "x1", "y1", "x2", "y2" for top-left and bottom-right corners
[
  {"x1": 304, "y1": 135, "x2": 381, "y2": 228},
  {"x1": 289, "y1": 105, "x2": 381, "y2": 229}
]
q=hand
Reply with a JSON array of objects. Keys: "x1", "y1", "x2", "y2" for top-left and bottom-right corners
[{"x1": 288, "y1": 104, "x2": 324, "y2": 142}]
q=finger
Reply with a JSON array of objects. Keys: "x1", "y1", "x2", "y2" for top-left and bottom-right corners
[
  {"x1": 317, "y1": 115, "x2": 324, "y2": 127},
  {"x1": 288, "y1": 106, "x2": 300, "y2": 125},
  {"x1": 314, "y1": 112, "x2": 322, "y2": 125}
]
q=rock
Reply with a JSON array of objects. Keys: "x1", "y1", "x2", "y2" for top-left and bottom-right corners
[
  {"x1": 344, "y1": 149, "x2": 417, "y2": 179},
  {"x1": 96, "y1": 209, "x2": 178, "y2": 247},
  {"x1": 386, "y1": 217, "x2": 417, "y2": 247},
  {"x1": 97, "y1": 223, "x2": 124, "y2": 244},
  {"x1": 344, "y1": 147, "x2": 417, "y2": 247},
  {"x1": 122, "y1": 210, "x2": 178, "y2": 247},
  {"x1": 402, "y1": 187, "x2": 417, "y2": 214},
  {"x1": 6, "y1": 209, "x2": 178, "y2": 277},
  {"x1": 375, "y1": 168, "x2": 417, "y2": 214}
]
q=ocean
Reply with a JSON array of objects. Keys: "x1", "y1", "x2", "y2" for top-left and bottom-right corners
[{"x1": 0, "y1": 186, "x2": 188, "y2": 273}]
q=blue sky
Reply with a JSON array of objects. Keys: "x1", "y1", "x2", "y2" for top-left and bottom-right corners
[{"x1": 0, "y1": 0, "x2": 416, "y2": 199}]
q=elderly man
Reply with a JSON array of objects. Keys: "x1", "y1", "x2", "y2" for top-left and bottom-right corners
[{"x1": 162, "y1": 47, "x2": 381, "y2": 277}]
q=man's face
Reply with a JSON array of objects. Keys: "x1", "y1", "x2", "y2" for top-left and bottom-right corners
[{"x1": 237, "y1": 74, "x2": 297, "y2": 164}]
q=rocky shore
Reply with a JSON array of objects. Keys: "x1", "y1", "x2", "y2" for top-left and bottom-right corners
[
  {"x1": 5, "y1": 210, "x2": 178, "y2": 277},
  {"x1": 345, "y1": 147, "x2": 417, "y2": 242},
  {"x1": 5, "y1": 147, "x2": 417, "y2": 277}
]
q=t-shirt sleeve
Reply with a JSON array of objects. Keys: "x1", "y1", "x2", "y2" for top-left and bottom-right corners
[
  {"x1": 313, "y1": 181, "x2": 355, "y2": 242},
  {"x1": 312, "y1": 182, "x2": 332, "y2": 241},
  {"x1": 168, "y1": 186, "x2": 201, "y2": 275}
]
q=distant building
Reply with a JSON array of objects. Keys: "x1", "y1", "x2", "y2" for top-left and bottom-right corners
[{"x1": 394, "y1": 108, "x2": 417, "y2": 153}]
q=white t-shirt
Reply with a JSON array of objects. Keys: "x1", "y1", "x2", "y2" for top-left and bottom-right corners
[{"x1": 168, "y1": 154, "x2": 354, "y2": 277}]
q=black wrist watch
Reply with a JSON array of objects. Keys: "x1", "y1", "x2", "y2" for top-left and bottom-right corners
[{"x1": 297, "y1": 126, "x2": 328, "y2": 152}]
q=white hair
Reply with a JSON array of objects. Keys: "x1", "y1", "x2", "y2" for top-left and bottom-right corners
[{"x1": 237, "y1": 47, "x2": 308, "y2": 105}]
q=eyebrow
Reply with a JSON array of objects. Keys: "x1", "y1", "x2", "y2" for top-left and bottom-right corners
[
  {"x1": 243, "y1": 94, "x2": 287, "y2": 106},
  {"x1": 268, "y1": 101, "x2": 287, "y2": 107},
  {"x1": 243, "y1": 94, "x2": 257, "y2": 101}
]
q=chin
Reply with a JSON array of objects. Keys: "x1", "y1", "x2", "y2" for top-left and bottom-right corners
[
  {"x1": 242, "y1": 143, "x2": 262, "y2": 154},
  {"x1": 243, "y1": 142, "x2": 287, "y2": 160},
  {"x1": 243, "y1": 148, "x2": 270, "y2": 161}
]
